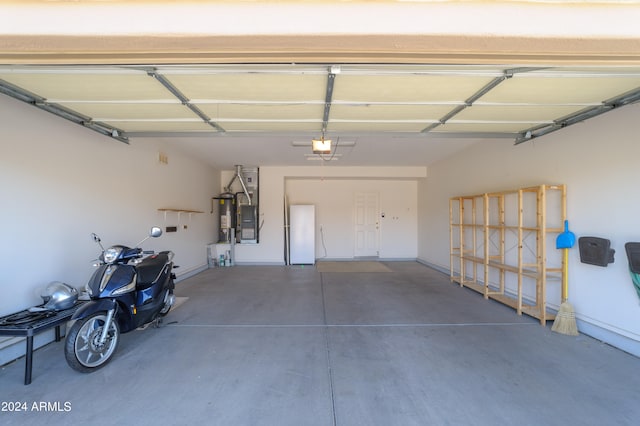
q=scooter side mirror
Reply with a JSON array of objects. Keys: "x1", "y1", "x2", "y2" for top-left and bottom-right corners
[
  {"x1": 150, "y1": 227, "x2": 163, "y2": 238},
  {"x1": 91, "y1": 233, "x2": 105, "y2": 251}
]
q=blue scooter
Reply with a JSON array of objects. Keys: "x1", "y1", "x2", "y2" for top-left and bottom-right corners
[{"x1": 65, "y1": 227, "x2": 176, "y2": 373}]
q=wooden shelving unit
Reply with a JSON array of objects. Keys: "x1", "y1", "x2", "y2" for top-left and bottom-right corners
[{"x1": 449, "y1": 184, "x2": 566, "y2": 324}]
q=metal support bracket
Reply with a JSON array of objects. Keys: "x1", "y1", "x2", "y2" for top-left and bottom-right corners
[
  {"x1": 147, "y1": 70, "x2": 225, "y2": 133},
  {"x1": 515, "y1": 87, "x2": 640, "y2": 144},
  {"x1": 0, "y1": 78, "x2": 129, "y2": 144},
  {"x1": 421, "y1": 67, "x2": 541, "y2": 134},
  {"x1": 321, "y1": 67, "x2": 337, "y2": 134}
]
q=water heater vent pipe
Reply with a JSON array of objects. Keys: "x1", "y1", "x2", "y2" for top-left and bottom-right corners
[{"x1": 224, "y1": 165, "x2": 252, "y2": 205}]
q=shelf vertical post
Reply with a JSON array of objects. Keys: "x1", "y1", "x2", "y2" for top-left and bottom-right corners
[
  {"x1": 560, "y1": 184, "x2": 567, "y2": 310},
  {"x1": 517, "y1": 189, "x2": 524, "y2": 315},
  {"x1": 498, "y1": 193, "x2": 506, "y2": 296},
  {"x1": 450, "y1": 198, "x2": 455, "y2": 283},
  {"x1": 459, "y1": 198, "x2": 465, "y2": 286},
  {"x1": 471, "y1": 196, "x2": 477, "y2": 285},
  {"x1": 538, "y1": 185, "x2": 547, "y2": 324},
  {"x1": 483, "y1": 194, "x2": 490, "y2": 298}
]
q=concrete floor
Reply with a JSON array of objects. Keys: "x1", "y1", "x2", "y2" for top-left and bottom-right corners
[{"x1": 1, "y1": 262, "x2": 639, "y2": 426}]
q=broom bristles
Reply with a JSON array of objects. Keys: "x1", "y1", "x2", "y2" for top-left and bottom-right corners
[{"x1": 552, "y1": 302, "x2": 579, "y2": 336}]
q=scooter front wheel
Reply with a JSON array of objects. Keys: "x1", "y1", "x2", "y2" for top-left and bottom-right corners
[{"x1": 65, "y1": 312, "x2": 120, "y2": 373}]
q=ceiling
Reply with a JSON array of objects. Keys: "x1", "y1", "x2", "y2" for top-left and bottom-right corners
[
  {"x1": 2, "y1": 1, "x2": 640, "y2": 169},
  {"x1": 2, "y1": 63, "x2": 640, "y2": 168}
]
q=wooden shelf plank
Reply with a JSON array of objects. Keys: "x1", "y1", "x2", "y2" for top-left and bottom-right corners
[
  {"x1": 158, "y1": 208, "x2": 204, "y2": 214},
  {"x1": 459, "y1": 280, "x2": 486, "y2": 295}
]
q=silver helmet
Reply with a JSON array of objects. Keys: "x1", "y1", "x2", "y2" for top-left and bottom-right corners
[{"x1": 41, "y1": 282, "x2": 78, "y2": 311}]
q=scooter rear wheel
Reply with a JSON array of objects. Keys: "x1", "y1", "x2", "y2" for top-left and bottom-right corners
[
  {"x1": 159, "y1": 288, "x2": 175, "y2": 317},
  {"x1": 65, "y1": 312, "x2": 120, "y2": 373}
]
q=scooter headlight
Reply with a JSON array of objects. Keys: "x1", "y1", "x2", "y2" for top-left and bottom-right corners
[
  {"x1": 112, "y1": 280, "x2": 136, "y2": 296},
  {"x1": 103, "y1": 246, "x2": 123, "y2": 264}
]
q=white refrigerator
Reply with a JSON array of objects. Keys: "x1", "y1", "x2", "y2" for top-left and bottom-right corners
[{"x1": 289, "y1": 204, "x2": 315, "y2": 264}]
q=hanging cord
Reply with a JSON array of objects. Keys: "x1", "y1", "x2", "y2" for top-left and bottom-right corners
[
  {"x1": 320, "y1": 136, "x2": 340, "y2": 162},
  {"x1": 320, "y1": 225, "x2": 328, "y2": 258}
]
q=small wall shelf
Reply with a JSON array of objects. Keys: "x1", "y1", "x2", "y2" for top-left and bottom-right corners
[
  {"x1": 449, "y1": 184, "x2": 566, "y2": 324},
  {"x1": 157, "y1": 208, "x2": 204, "y2": 214},
  {"x1": 157, "y1": 208, "x2": 204, "y2": 223}
]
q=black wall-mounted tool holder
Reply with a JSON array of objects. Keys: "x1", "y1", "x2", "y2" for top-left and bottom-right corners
[
  {"x1": 624, "y1": 243, "x2": 640, "y2": 300},
  {"x1": 578, "y1": 236, "x2": 615, "y2": 267},
  {"x1": 624, "y1": 243, "x2": 640, "y2": 273}
]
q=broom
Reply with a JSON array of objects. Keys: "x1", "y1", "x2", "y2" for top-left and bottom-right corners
[{"x1": 551, "y1": 220, "x2": 578, "y2": 336}]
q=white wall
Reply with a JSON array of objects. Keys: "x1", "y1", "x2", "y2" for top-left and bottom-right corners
[
  {"x1": 286, "y1": 179, "x2": 418, "y2": 260},
  {"x1": 418, "y1": 103, "x2": 640, "y2": 357},
  {"x1": 0, "y1": 95, "x2": 219, "y2": 319},
  {"x1": 222, "y1": 166, "x2": 425, "y2": 264}
]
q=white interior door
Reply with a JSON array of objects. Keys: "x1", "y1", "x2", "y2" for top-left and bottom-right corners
[{"x1": 354, "y1": 192, "x2": 380, "y2": 257}]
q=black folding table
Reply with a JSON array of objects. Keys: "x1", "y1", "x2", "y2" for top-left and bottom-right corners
[{"x1": 0, "y1": 302, "x2": 84, "y2": 384}]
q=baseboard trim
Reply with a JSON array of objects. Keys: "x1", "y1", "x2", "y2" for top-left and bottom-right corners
[
  {"x1": 316, "y1": 257, "x2": 418, "y2": 263},
  {"x1": 576, "y1": 320, "x2": 640, "y2": 358},
  {"x1": 0, "y1": 329, "x2": 59, "y2": 368},
  {"x1": 175, "y1": 264, "x2": 208, "y2": 283},
  {"x1": 417, "y1": 258, "x2": 640, "y2": 358},
  {"x1": 416, "y1": 258, "x2": 450, "y2": 275}
]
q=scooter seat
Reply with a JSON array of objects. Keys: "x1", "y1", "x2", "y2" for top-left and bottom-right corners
[{"x1": 136, "y1": 253, "x2": 169, "y2": 288}]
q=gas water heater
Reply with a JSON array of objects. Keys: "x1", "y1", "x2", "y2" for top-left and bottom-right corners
[
  {"x1": 213, "y1": 166, "x2": 259, "y2": 244},
  {"x1": 216, "y1": 192, "x2": 236, "y2": 243}
]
